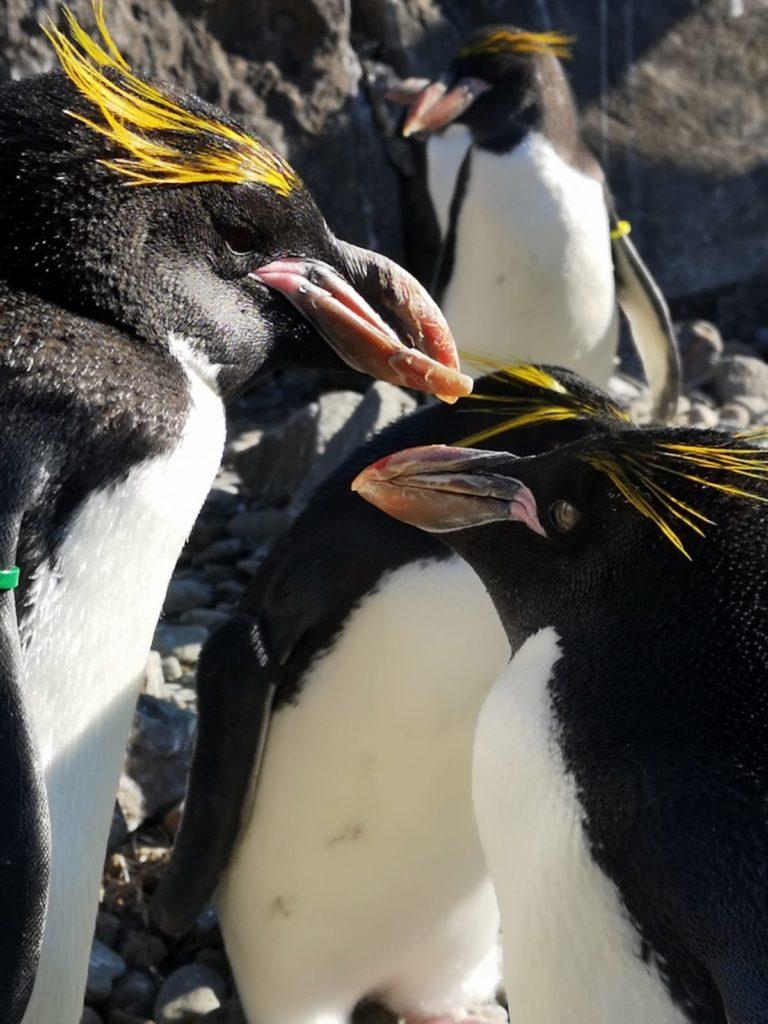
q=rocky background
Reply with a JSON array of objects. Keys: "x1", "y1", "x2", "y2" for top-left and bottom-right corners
[{"x1": 2, "y1": 0, "x2": 767, "y2": 1021}]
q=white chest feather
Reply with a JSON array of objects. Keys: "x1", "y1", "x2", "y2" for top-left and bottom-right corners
[
  {"x1": 219, "y1": 556, "x2": 508, "y2": 1024},
  {"x1": 437, "y1": 132, "x2": 618, "y2": 383},
  {"x1": 472, "y1": 629, "x2": 687, "y2": 1024},
  {"x1": 21, "y1": 356, "x2": 225, "y2": 1024}
]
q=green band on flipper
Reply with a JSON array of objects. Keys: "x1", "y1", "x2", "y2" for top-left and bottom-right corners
[{"x1": 0, "y1": 567, "x2": 20, "y2": 591}]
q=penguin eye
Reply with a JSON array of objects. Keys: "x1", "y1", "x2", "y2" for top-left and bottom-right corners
[
  {"x1": 218, "y1": 223, "x2": 259, "y2": 256},
  {"x1": 549, "y1": 499, "x2": 581, "y2": 533}
]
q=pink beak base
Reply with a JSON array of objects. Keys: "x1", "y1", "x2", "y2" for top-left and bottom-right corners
[{"x1": 352, "y1": 444, "x2": 546, "y2": 536}]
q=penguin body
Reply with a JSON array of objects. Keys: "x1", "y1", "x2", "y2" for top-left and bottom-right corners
[
  {"x1": 439, "y1": 129, "x2": 618, "y2": 385},
  {"x1": 8, "y1": 289, "x2": 225, "y2": 1024},
  {"x1": 401, "y1": 27, "x2": 679, "y2": 418},
  {"x1": 155, "y1": 369, "x2": 629, "y2": 1023},
  {"x1": 0, "y1": 12, "x2": 466, "y2": 1021},
  {"x1": 220, "y1": 556, "x2": 504, "y2": 1024},
  {"x1": 355, "y1": 414, "x2": 768, "y2": 1024}
]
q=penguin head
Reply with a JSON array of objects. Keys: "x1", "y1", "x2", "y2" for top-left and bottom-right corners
[
  {"x1": 0, "y1": 7, "x2": 470, "y2": 401},
  {"x1": 353, "y1": 421, "x2": 768, "y2": 641},
  {"x1": 399, "y1": 26, "x2": 574, "y2": 151}
]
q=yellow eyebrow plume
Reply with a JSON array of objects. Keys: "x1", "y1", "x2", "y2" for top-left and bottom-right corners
[
  {"x1": 43, "y1": 1, "x2": 300, "y2": 194},
  {"x1": 459, "y1": 29, "x2": 574, "y2": 61},
  {"x1": 454, "y1": 357, "x2": 628, "y2": 448},
  {"x1": 582, "y1": 438, "x2": 768, "y2": 559}
]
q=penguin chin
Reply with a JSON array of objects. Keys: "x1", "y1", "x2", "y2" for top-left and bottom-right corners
[{"x1": 252, "y1": 253, "x2": 472, "y2": 402}]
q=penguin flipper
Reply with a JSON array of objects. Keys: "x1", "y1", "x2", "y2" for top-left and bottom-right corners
[
  {"x1": 611, "y1": 222, "x2": 681, "y2": 423},
  {"x1": 0, "y1": 509, "x2": 50, "y2": 1023},
  {"x1": 152, "y1": 613, "x2": 277, "y2": 936}
]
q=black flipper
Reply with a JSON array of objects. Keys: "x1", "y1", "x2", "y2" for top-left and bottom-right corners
[
  {"x1": 611, "y1": 215, "x2": 681, "y2": 423},
  {"x1": 152, "y1": 613, "x2": 279, "y2": 936},
  {"x1": 0, "y1": 510, "x2": 50, "y2": 1022}
]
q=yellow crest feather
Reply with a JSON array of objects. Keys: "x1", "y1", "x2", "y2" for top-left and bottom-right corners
[
  {"x1": 459, "y1": 28, "x2": 574, "y2": 61},
  {"x1": 454, "y1": 355, "x2": 628, "y2": 448},
  {"x1": 582, "y1": 438, "x2": 768, "y2": 559},
  {"x1": 44, "y1": 2, "x2": 300, "y2": 194}
]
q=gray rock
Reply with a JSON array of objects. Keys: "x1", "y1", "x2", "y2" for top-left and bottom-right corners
[
  {"x1": 718, "y1": 402, "x2": 751, "y2": 430},
  {"x1": 119, "y1": 931, "x2": 168, "y2": 970},
  {"x1": 118, "y1": 695, "x2": 197, "y2": 833},
  {"x1": 676, "y1": 320, "x2": 723, "y2": 389},
  {"x1": 179, "y1": 608, "x2": 232, "y2": 630},
  {"x1": 107, "y1": 800, "x2": 129, "y2": 853},
  {"x1": 94, "y1": 911, "x2": 121, "y2": 949},
  {"x1": 306, "y1": 382, "x2": 416, "y2": 495},
  {"x1": 228, "y1": 508, "x2": 294, "y2": 547},
  {"x1": 687, "y1": 402, "x2": 719, "y2": 429},
  {"x1": 713, "y1": 356, "x2": 768, "y2": 404},
  {"x1": 108, "y1": 969, "x2": 157, "y2": 1017},
  {"x1": 85, "y1": 939, "x2": 127, "y2": 1005},
  {"x1": 80, "y1": 1009, "x2": 105, "y2": 1024},
  {"x1": 235, "y1": 404, "x2": 319, "y2": 506},
  {"x1": 191, "y1": 538, "x2": 244, "y2": 567},
  {"x1": 116, "y1": 774, "x2": 146, "y2": 833},
  {"x1": 144, "y1": 651, "x2": 166, "y2": 699},
  {"x1": 730, "y1": 395, "x2": 768, "y2": 421},
  {"x1": 164, "y1": 579, "x2": 215, "y2": 616},
  {"x1": 153, "y1": 625, "x2": 209, "y2": 660},
  {"x1": 154, "y1": 965, "x2": 228, "y2": 1023},
  {"x1": 215, "y1": 580, "x2": 245, "y2": 604},
  {"x1": 162, "y1": 657, "x2": 183, "y2": 683}
]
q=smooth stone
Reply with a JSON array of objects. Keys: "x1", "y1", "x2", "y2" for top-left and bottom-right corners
[
  {"x1": 119, "y1": 931, "x2": 168, "y2": 970},
  {"x1": 179, "y1": 608, "x2": 231, "y2": 629},
  {"x1": 108, "y1": 969, "x2": 158, "y2": 1017},
  {"x1": 94, "y1": 911, "x2": 121, "y2": 949},
  {"x1": 718, "y1": 402, "x2": 751, "y2": 429},
  {"x1": 118, "y1": 695, "x2": 197, "y2": 832},
  {"x1": 153, "y1": 625, "x2": 209, "y2": 659},
  {"x1": 144, "y1": 651, "x2": 166, "y2": 699},
  {"x1": 85, "y1": 939, "x2": 127, "y2": 1005},
  {"x1": 675, "y1": 319, "x2": 723, "y2": 388},
  {"x1": 81, "y1": 1009, "x2": 105, "y2": 1024},
  {"x1": 687, "y1": 403, "x2": 719, "y2": 429},
  {"x1": 161, "y1": 656, "x2": 183, "y2": 682},
  {"x1": 227, "y1": 508, "x2": 293, "y2": 546},
  {"x1": 713, "y1": 355, "x2": 768, "y2": 403},
  {"x1": 164, "y1": 579, "x2": 215, "y2": 616},
  {"x1": 191, "y1": 538, "x2": 244, "y2": 567},
  {"x1": 154, "y1": 965, "x2": 228, "y2": 1023}
]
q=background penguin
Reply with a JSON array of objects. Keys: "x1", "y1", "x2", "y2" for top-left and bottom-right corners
[
  {"x1": 153, "y1": 367, "x2": 628, "y2": 1023},
  {"x1": 390, "y1": 27, "x2": 680, "y2": 420},
  {"x1": 0, "y1": 7, "x2": 469, "y2": 1023},
  {"x1": 355, "y1": 423, "x2": 768, "y2": 1024}
]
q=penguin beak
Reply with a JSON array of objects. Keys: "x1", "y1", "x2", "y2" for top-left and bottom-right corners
[
  {"x1": 252, "y1": 244, "x2": 472, "y2": 403},
  {"x1": 401, "y1": 78, "x2": 491, "y2": 137},
  {"x1": 352, "y1": 444, "x2": 546, "y2": 536}
]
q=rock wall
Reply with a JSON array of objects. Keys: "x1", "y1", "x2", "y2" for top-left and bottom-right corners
[{"x1": 1, "y1": 0, "x2": 766, "y2": 337}]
